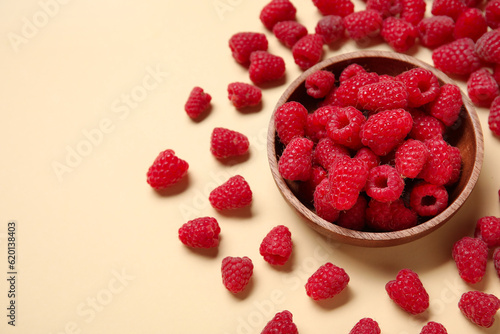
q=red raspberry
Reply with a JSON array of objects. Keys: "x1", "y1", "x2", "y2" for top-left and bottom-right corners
[
  {"x1": 475, "y1": 29, "x2": 500, "y2": 64},
  {"x1": 367, "y1": 0, "x2": 403, "y2": 19},
  {"x1": 292, "y1": 34, "x2": 324, "y2": 70},
  {"x1": 459, "y1": 291, "x2": 500, "y2": 328},
  {"x1": 305, "y1": 70, "x2": 336, "y2": 98},
  {"x1": 452, "y1": 236, "x2": 488, "y2": 284},
  {"x1": 146, "y1": 149, "x2": 189, "y2": 190},
  {"x1": 278, "y1": 137, "x2": 314, "y2": 181},
  {"x1": 381, "y1": 17, "x2": 419, "y2": 53},
  {"x1": 275, "y1": 101, "x2": 308, "y2": 145},
  {"x1": 418, "y1": 138, "x2": 454, "y2": 186},
  {"x1": 395, "y1": 139, "x2": 429, "y2": 178},
  {"x1": 229, "y1": 32, "x2": 268, "y2": 66},
  {"x1": 396, "y1": 67, "x2": 440, "y2": 108},
  {"x1": 209, "y1": 175, "x2": 252, "y2": 210},
  {"x1": 494, "y1": 247, "x2": 500, "y2": 279},
  {"x1": 221, "y1": 256, "x2": 253, "y2": 293},
  {"x1": 259, "y1": 0, "x2": 297, "y2": 30},
  {"x1": 431, "y1": 0, "x2": 466, "y2": 21},
  {"x1": 488, "y1": 96, "x2": 500, "y2": 136},
  {"x1": 313, "y1": 137, "x2": 350, "y2": 170},
  {"x1": 328, "y1": 156, "x2": 369, "y2": 210},
  {"x1": 400, "y1": 0, "x2": 426, "y2": 25},
  {"x1": 354, "y1": 147, "x2": 381, "y2": 171},
  {"x1": 315, "y1": 15, "x2": 345, "y2": 44},
  {"x1": 273, "y1": 20, "x2": 308, "y2": 48},
  {"x1": 366, "y1": 198, "x2": 418, "y2": 231},
  {"x1": 408, "y1": 109, "x2": 446, "y2": 141},
  {"x1": 420, "y1": 321, "x2": 448, "y2": 334},
  {"x1": 312, "y1": 0, "x2": 354, "y2": 17},
  {"x1": 432, "y1": 38, "x2": 482, "y2": 76},
  {"x1": 494, "y1": 63, "x2": 500, "y2": 85},
  {"x1": 320, "y1": 85, "x2": 339, "y2": 107},
  {"x1": 261, "y1": 310, "x2": 298, "y2": 334},
  {"x1": 184, "y1": 87, "x2": 212, "y2": 120},
  {"x1": 385, "y1": 269, "x2": 429, "y2": 315},
  {"x1": 349, "y1": 317, "x2": 381, "y2": 334},
  {"x1": 357, "y1": 79, "x2": 409, "y2": 112},
  {"x1": 326, "y1": 106, "x2": 366, "y2": 149},
  {"x1": 454, "y1": 8, "x2": 488, "y2": 42},
  {"x1": 306, "y1": 105, "x2": 339, "y2": 142},
  {"x1": 178, "y1": 217, "x2": 220, "y2": 249},
  {"x1": 227, "y1": 82, "x2": 262, "y2": 109},
  {"x1": 314, "y1": 178, "x2": 341, "y2": 222},
  {"x1": 299, "y1": 165, "x2": 327, "y2": 202},
  {"x1": 305, "y1": 262, "x2": 350, "y2": 300},
  {"x1": 337, "y1": 195, "x2": 367, "y2": 231},
  {"x1": 210, "y1": 127, "x2": 249, "y2": 159},
  {"x1": 336, "y1": 71, "x2": 380, "y2": 107},
  {"x1": 365, "y1": 164, "x2": 404, "y2": 203},
  {"x1": 474, "y1": 216, "x2": 500, "y2": 248},
  {"x1": 409, "y1": 182, "x2": 448, "y2": 217},
  {"x1": 417, "y1": 16, "x2": 455, "y2": 48},
  {"x1": 344, "y1": 10, "x2": 384, "y2": 42},
  {"x1": 426, "y1": 83, "x2": 463, "y2": 127},
  {"x1": 339, "y1": 63, "x2": 366, "y2": 83},
  {"x1": 360, "y1": 108, "x2": 413, "y2": 156},
  {"x1": 467, "y1": 68, "x2": 500, "y2": 108},
  {"x1": 260, "y1": 225, "x2": 293, "y2": 266},
  {"x1": 446, "y1": 145, "x2": 462, "y2": 186},
  {"x1": 249, "y1": 51, "x2": 286, "y2": 85},
  {"x1": 486, "y1": 0, "x2": 500, "y2": 30}
]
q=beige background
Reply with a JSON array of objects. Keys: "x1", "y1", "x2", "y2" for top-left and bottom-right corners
[{"x1": 1, "y1": 0, "x2": 499, "y2": 333}]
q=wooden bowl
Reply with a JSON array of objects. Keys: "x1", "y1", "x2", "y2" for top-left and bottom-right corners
[{"x1": 267, "y1": 51, "x2": 484, "y2": 247}]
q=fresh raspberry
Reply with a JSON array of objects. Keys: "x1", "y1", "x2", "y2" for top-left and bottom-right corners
[
  {"x1": 366, "y1": 198, "x2": 418, "y2": 231},
  {"x1": 337, "y1": 195, "x2": 367, "y2": 231},
  {"x1": 343, "y1": 10, "x2": 384, "y2": 42},
  {"x1": 453, "y1": 8, "x2": 488, "y2": 42},
  {"x1": 178, "y1": 217, "x2": 220, "y2": 249},
  {"x1": 249, "y1": 51, "x2": 286, "y2": 85},
  {"x1": 396, "y1": 68, "x2": 440, "y2": 108},
  {"x1": 474, "y1": 216, "x2": 500, "y2": 248},
  {"x1": 209, "y1": 175, "x2": 252, "y2": 210},
  {"x1": 336, "y1": 71, "x2": 379, "y2": 107},
  {"x1": 275, "y1": 101, "x2": 309, "y2": 145},
  {"x1": 426, "y1": 83, "x2": 463, "y2": 127},
  {"x1": 221, "y1": 256, "x2": 253, "y2": 293},
  {"x1": 385, "y1": 269, "x2": 429, "y2": 315},
  {"x1": 381, "y1": 17, "x2": 419, "y2": 53},
  {"x1": 315, "y1": 15, "x2": 345, "y2": 44},
  {"x1": 146, "y1": 149, "x2": 189, "y2": 190},
  {"x1": 420, "y1": 321, "x2": 448, "y2": 334},
  {"x1": 261, "y1": 310, "x2": 298, "y2": 334},
  {"x1": 357, "y1": 79, "x2": 409, "y2": 112},
  {"x1": 349, "y1": 317, "x2": 381, "y2": 334},
  {"x1": 360, "y1": 108, "x2": 413, "y2": 156},
  {"x1": 459, "y1": 291, "x2": 500, "y2": 328},
  {"x1": 320, "y1": 85, "x2": 339, "y2": 107},
  {"x1": 354, "y1": 147, "x2": 380, "y2": 171},
  {"x1": 339, "y1": 63, "x2": 366, "y2": 83},
  {"x1": 365, "y1": 165, "x2": 404, "y2": 203},
  {"x1": 418, "y1": 138, "x2": 454, "y2": 186},
  {"x1": 475, "y1": 29, "x2": 500, "y2": 64},
  {"x1": 260, "y1": 225, "x2": 293, "y2": 266},
  {"x1": 305, "y1": 70, "x2": 336, "y2": 99},
  {"x1": 305, "y1": 262, "x2": 350, "y2": 300},
  {"x1": 494, "y1": 63, "x2": 500, "y2": 85},
  {"x1": 395, "y1": 139, "x2": 429, "y2": 178},
  {"x1": 432, "y1": 38, "x2": 482, "y2": 76},
  {"x1": 488, "y1": 96, "x2": 500, "y2": 136},
  {"x1": 328, "y1": 156, "x2": 369, "y2": 210},
  {"x1": 229, "y1": 32, "x2": 268, "y2": 66},
  {"x1": 446, "y1": 145, "x2": 462, "y2": 186},
  {"x1": 400, "y1": 0, "x2": 426, "y2": 25},
  {"x1": 292, "y1": 34, "x2": 324, "y2": 70},
  {"x1": 227, "y1": 82, "x2": 262, "y2": 109},
  {"x1": 452, "y1": 236, "x2": 488, "y2": 284},
  {"x1": 278, "y1": 137, "x2": 314, "y2": 181},
  {"x1": 210, "y1": 127, "x2": 249, "y2": 159},
  {"x1": 305, "y1": 105, "x2": 339, "y2": 142},
  {"x1": 259, "y1": 0, "x2": 297, "y2": 30},
  {"x1": 299, "y1": 164, "x2": 327, "y2": 203},
  {"x1": 408, "y1": 109, "x2": 446, "y2": 141},
  {"x1": 313, "y1": 137, "x2": 350, "y2": 170},
  {"x1": 366, "y1": 0, "x2": 403, "y2": 19},
  {"x1": 486, "y1": 0, "x2": 500, "y2": 30},
  {"x1": 184, "y1": 87, "x2": 212, "y2": 120},
  {"x1": 314, "y1": 178, "x2": 341, "y2": 222},
  {"x1": 326, "y1": 106, "x2": 366, "y2": 149},
  {"x1": 431, "y1": 0, "x2": 466, "y2": 22},
  {"x1": 273, "y1": 20, "x2": 308, "y2": 48},
  {"x1": 467, "y1": 68, "x2": 500, "y2": 108},
  {"x1": 409, "y1": 182, "x2": 448, "y2": 217},
  {"x1": 312, "y1": 0, "x2": 354, "y2": 17},
  {"x1": 417, "y1": 15, "x2": 455, "y2": 48},
  {"x1": 494, "y1": 247, "x2": 500, "y2": 279}
]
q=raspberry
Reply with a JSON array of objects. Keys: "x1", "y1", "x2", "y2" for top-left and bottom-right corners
[
  {"x1": 229, "y1": 32, "x2": 268, "y2": 66},
  {"x1": 486, "y1": 0, "x2": 500, "y2": 30},
  {"x1": 305, "y1": 70, "x2": 336, "y2": 99},
  {"x1": 366, "y1": 198, "x2": 418, "y2": 231},
  {"x1": 312, "y1": 0, "x2": 354, "y2": 17},
  {"x1": 249, "y1": 51, "x2": 286, "y2": 85},
  {"x1": 385, "y1": 269, "x2": 429, "y2": 315},
  {"x1": 184, "y1": 87, "x2": 212, "y2": 120},
  {"x1": 366, "y1": 0, "x2": 403, "y2": 19},
  {"x1": 299, "y1": 165, "x2": 327, "y2": 202},
  {"x1": 420, "y1": 321, "x2": 448, "y2": 334},
  {"x1": 474, "y1": 216, "x2": 500, "y2": 248},
  {"x1": 305, "y1": 262, "x2": 350, "y2": 300},
  {"x1": 418, "y1": 138, "x2": 454, "y2": 186},
  {"x1": 305, "y1": 105, "x2": 339, "y2": 142},
  {"x1": 209, "y1": 175, "x2": 252, "y2": 210},
  {"x1": 273, "y1": 20, "x2": 308, "y2": 48},
  {"x1": 360, "y1": 108, "x2": 413, "y2": 156},
  {"x1": 292, "y1": 34, "x2": 324, "y2": 70},
  {"x1": 336, "y1": 71, "x2": 380, "y2": 107},
  {"x1": 357, "y1": 79, "x2": 409, "y2": 112},
  {"x1": 488, "y1": 96, "x2": 500, "y2": 136},
  {"x1": 275, "y1": 101, "x2": 308, "y2": 145},
  {"x1": 354, "y1": 147, "x2": 381, "y2": 170},
  {"x1": 400, "y1": 0, "x2": 426, "y2": 25},
  {"x1": 365, "y1": 165, "x2": 404, "y2": 203},
  {"x1": 210, "y1": 127, "x2": 249, "y2": 159},
  {"x1": 453, "y1": 8, "x2": 488, "y2": 42},
  {"x1": 314, "y1": 178, "x2": 341, "y2": 222},
  {"x1": 408, "y1": 109, "x2": 446, "y2": 141},
  {"x1": 227, "y1": 82, "x2": 262, "y2": 109},
  {"x1": 409, "y1": 182, "x2": 448, "y2": 217},
  {"x1": 146, "y1": 149, "x2": 189, "y2": 190},
  {"x1": 344, "y1": 10, "x2": 384, "y2": 42},
  {"x1": 328, "y1": 156, "x2": 369, "y2": 210},
  {"x1": 315, "y1": 15, "x2": 345, "y2": 44},
  {"x1": 261, "y1": 310, "x2": 298, "y2": 334},
  {"x1": 259, "y1": 0, "x2": 297, "y2": 30},
  {"x1": 432, "y1": 38, "x2": 482, "y2": 76},
  {"x1": 396, "y1": 67, "x2": 440, "y2": 108},
  {"x1": 381, "y1": 17, "x2": 419, "y2": 53},
  {"x1": 446, "y1": 145, "x2": 461, "y2": 186},
  {"x1": 260, "y1": 225, "x2": 293, "y2": 266},
  {"x1": 339, "y1": 63, "x2": 366, "y2": 83},
  {"x1": 313, "y1": 137, "x2": 350, "y2": 170},
  {"x1": 349, "y1": 317, "x2": 381, "y2": 334},
  {"x1": 431, "y1": 0, "x2": 466, "y2": 22},
  {"x1": 395, "y1": 139, "x2": 429, "y2": 178},
  {"x1": 278, "y1": 137, "x2": 314, "y2": 181},
  {"x1": 178, "y1": 217, "x2": 220, "y2": 249},
  {"x1": 326, "y1": 106, "x2": 366, "y2": 149},
  {"x1": 467, "y1": 68, "x2": 500, "y2": 108},
  {"x1": 337, "y1": 195, "x2": 367, "y2": 231},
  {"x1": 476, "y1": 29, "x2": 500, "y2": 64},
  {"x1": 494, "y1": 247, "x2": 500, "y2": 279},
  {"x1": 452, "y1": 236, "x2": 488, "y2": 284},
  {"x1": 221, "y1": 256, "x2": 253, "y2": 293},
  {"x1": 494, "y1": 64, "x2": 500, "y2": 85},
  {"x1": 459, "y1": 291, "x2": 500, "y2": 328},
  {"x1": 417, "y1": 16, "x2": 455, "y2": 48},
  {"x1": 426, "y1": 83, "x2": 463, "y2": 127}
]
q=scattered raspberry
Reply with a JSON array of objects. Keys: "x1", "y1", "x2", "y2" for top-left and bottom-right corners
[
  {"x1": 315, "y1": 15, "x2": 345, "y2": 44},
  {"x1": 408, "y1": 109, "x2": 446, "y2": 141},
  {"x1": 278, "y1": 137, "x2": 314, "y2": 181},
  {"x1": 314, "y1": 178, "x2": 341, "y2": 222},
  {"x1": 454, "y1": 8, "x2": 488, "y2": 42},
  {"x1": 292, "y1": 34, "x2": 324, "y2": 70},
  {"x1": 344, "y1": 10, "x2": 384, "y2": 42},
  {"x1": 366, "y1": 198, "x2": 418, "y2": 231},
  {"x1": 306, "y1": 105, "x2": 339, "y2": 142},
  {"x1": 259, "y1": 0, "x2": 297, "y2": 30},
  {"x1": 337, "y1": 195, "x2": 367, "y2": 231},
  {"x1": 432, "y1": 38, "x2": 482, "y2": 76},
  {"x1": 354, "y1": 147, "x2": 381, "y2": 171},
  {"x1": 260, "y1": 225, "x2": 293, "y2": 266},
  {"x1": 227, "y1": 82, "x2": 262, "y2": 109},
  {"x1": 365, "y1": 165, "x2": 404, "y2": 203},
  {"x1": 249, "y1": 51, "x2": 286, "y2": 85},
  {"x1": 385, "y1": 269, "x2": 429, "y2": 315},
  {"x1": 431, "y1": 0, "x2": 466, "y2": 22},
  {"x1": 312, "y1": 0, "x2": 354, "y2": 17},
  {"x1": 305, "y1": 262, "x2": 350, "y2": 300},
  {"x1": 221, "y1": 256, "x2": 253, "y2": 293},
  {"x1": 420, "y1": 321, "x2": 448, "y2": 334},
  {"x1": 488, "y1": 96, "x2": 500, "y2": 136},
  {"x1": 261, "y1": 310, "x2": 298, "y2": 334},
  {"x1": 313, "y1": 137, "x2": 350, "y2": 170},
  {"x1": 273, "y1": 20, "x2": 308, "y2": 48},
  {"x1": 305, "y1": 70, "x2": 336, "y2": 98},
  {"x1": 210, "y1": 127, "x2": 249, "y2": 159},
  {"x1": 400, "y1": 0, "x2": 426, "y2": 25},
  {"x1": 326, "y1": 106, "x2": 366, "y2": 149},
  {"x1": 275, "y1": 101, "x2": 309, "y2": 145},
  {"x1": 349, "y1": 317, "x2": 381, "y2": 334},
  {"x1": 459, "y1": 291, "x2": 500, "y2": 328},
  {"x1": 229, "y1": 32, "x2": 268, "y2": 65},
  {"x1": 426, "y1": 83, "x2": 463, "y2": 127},
  {"x1": 357, "y1": 79, "x2": 409, "y2": 112},
  {"x1": 452, "y1": 236, "x2": 488, "y2": 284},
  {"x1": 485, "y1": 0, "x2": 500, "y2": 30},
  {"x1": 184, "y1": 87, "x2": 212, "y2": 120},
  {"x1": 467, "y1": 68, "x2": 500, "y2": 108},
  {"x1": 146, "y1": 149, "x2": 189, "y2": 190},
  {"x1": 381, "y1": 17, "x2": 419, "y2": 53},
  {"x1": 409, "y1": 182, "x2": 449, "y2": 217},
  {"x1": 396, "y1": 67, "x2": 440, "y2": 108},
  {"x1": 328, "y1": 156, "x2": 369, "y2": 210},
  {"x1": 395, "y1": 139, "x2": 429, "y2": 178},
  {"x1": 418, "y1": 138, "x2": 454, "y2": 186},
  {"x1": 339, "y1": 63, "x2": 366, "y2": 83},
  {"x1": 417, "y1": 15, "x2": 455, "y2": 48},
  {"x1": 178, "y1": 217, "x2": 220, "y2": 249},
  {"x1": 475, "y1": 29, "x2": 500, "y2": 64},
  {"x1": 209, "y1": 175, "x2": 252, "y2": 210},
  {"x1": 494, "y1": 248, "x2": 500, "y2": 279},
  {"x1": 336, "y1": 71, "x2": 380, "y2": 107},
  {"x1": 367, "y1": 0, "x2": 403, "y2": 19},
  {"x1": 474, "y1": 216, "x2": 500, "y2": 248}
]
